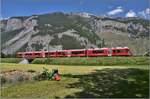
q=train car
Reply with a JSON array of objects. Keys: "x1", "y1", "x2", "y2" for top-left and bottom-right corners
[
  {"x1": 17, "y1": 52, "x2": 25, "y2": 58},
  {"x1": 69, "y1": 49, "x2": 86, "y2": 57},
  {"x1": 17, "y1": 51, "x2": 33, "y2": 58},
  {"x1": 55, "y1": 50, "x2": 68, "y2": 57},
  {"x1": 17, "y1": 51, "x2": 46, "y2": 59},
  {"x1": 111, "y1": 47, "x2": 132, "y2": 56},
  {"x1": 87, "y1": 48, "x2": 110, "y2": 57},
  {"x1": 33, "y1": 51, "x2": 45, "y2": 58},
  {"x1": 45, "y1": 51, "x2": 56, "y2": 57}
]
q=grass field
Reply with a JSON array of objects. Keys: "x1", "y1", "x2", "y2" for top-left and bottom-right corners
[
  {"x1": 1, "y1": 57, "x2": 149, "y2": 66},
  {"x1": 0, "y1": 63, "x2": 149, "y2": 98}
]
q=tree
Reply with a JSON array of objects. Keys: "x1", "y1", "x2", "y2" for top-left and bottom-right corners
[
  {"x1": 1, "y1": 52, "x2": 5, "y2": 58},
  {"x1": 101, "y1": 38, "x2": 105, "y2": 47},
  {"x1": 144, "y1": 51, "x2": 149, "y2": 56}
]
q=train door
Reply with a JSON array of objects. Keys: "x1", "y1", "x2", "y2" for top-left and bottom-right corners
[
  {"x1": 128, "y1": 49, "x2": 133, "y2": 56},
  {"x1": 112, "y1": 49, "x2": 123, "y2": 56},
  {"x1": 66, "y1": 51, "x2": 71, "y2": 57},
  {"x1": 108, "y1": 48, "x2": 112, "y2": 56},
  {"x1": 42, "y1": 51, "x2": 45, "y2": 58},
  {"x1": 85, "y1": 50, "x2": 88, "y2": 57}
]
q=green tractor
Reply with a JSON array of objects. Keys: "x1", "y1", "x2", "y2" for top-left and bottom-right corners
[{"x1": 33, "y1": 67, "x2": 61, "y2": 81}]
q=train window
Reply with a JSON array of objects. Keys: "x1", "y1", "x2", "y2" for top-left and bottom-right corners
[
  {"x1": 50, "y1": 52, "x2": 55, "y2": 55},
  {"x1": 125, "y1": 49, "x2": 129, "y2": 52},
  {"x1": 57, "y1": 52, "x2": 66, "y2": 55},
  {"x1": 18, "y1": 54, "x2": 22, "y2": 56},
  {"x1": 113, "y1": 50, "x2": 120, "y2": 53},
  {"x1": 35, "y1": 53, "x2": 40, "y2": 55},
  {"x1": 57, "y1": 52, "x2": 61, "y2": 54},
  {"x1": 92, "y1": 50, "x2": 104, "y2": 54},
  {"x1": 45, "y1": 53, "x2": 48, "y2": 55},
  {"x1": 25, "y1": 53, "x2": 32, "y2": 56},
  {"x1": 120, "y1": 50, "x2": 126, "y2": 52},
  {"x1": 72, "y1": 51, "x2": 84, "y2": 54},
  {"x1": 45, "y1": 52, "x2": 54, "y2": 56},
  {"x1": 116, "y1": 50, "x2": 121, "y2": 53},
  {"x1": 113, "y1": 50, "x2": 124, "y2": 53}
]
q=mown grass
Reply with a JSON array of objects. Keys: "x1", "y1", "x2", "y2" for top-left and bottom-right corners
[
  {"x1": 1, "y1": 63, "x2": 148, "y2": 75},
  {"x1": 1, "y1": 77, "x2": 82, "y2": 98},
  {"x1": 1, "y1": 63, "x2": 149, "y2": 98},
  {"x1": 32, "y1": 57, "x2": 149, "y2": 66},
  {"x1": 1, "y1": 63, "x2": 97, "y2": 75}
]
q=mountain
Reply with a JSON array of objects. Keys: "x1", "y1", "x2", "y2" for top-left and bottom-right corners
[{"x1": 0, "y1": 12, "x2": 149, "y2": 56}]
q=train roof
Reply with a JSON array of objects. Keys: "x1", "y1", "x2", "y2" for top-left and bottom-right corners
[
  {"x1": 17, "y1": 51, "x2": 46, "y2": 54},
  {"x1": 17, "y1": 47, "x2": 130, "y2": 54},
  {"x1": 111, "y1": 47, "x2": 129, "y2": 49}
]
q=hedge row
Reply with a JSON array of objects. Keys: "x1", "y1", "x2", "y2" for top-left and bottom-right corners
[
  {"x1": 1, "y1": 58, "x2": 22, "y2": 63},
  {"x1": 31, "y1": 57, "x2": 149, "y2": 66}
]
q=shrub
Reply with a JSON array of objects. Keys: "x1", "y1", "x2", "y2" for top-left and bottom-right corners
[
  {"x1": 1, "y1": 76, "x2": 7, "y2": 84},
  {"x1": 17, "y1": 75, "x2": 24, "y2": 82},
  {"x1": 33, "y1": 67, "x2": 51, "y2": 81},
  {"x1": 1, "y1": 58, "x2": 22, "y2": 63},
  {"x1": 31, "y1": 57, "x2": 149, "y2": 66}
]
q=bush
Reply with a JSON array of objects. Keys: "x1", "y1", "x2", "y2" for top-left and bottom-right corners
[
  {"x1": 31, "y1": 57, "x2": 149, "y2": 66},
  {"x1": 33, "y1": 67, "x2": 51, "y2": 81},
  {"x1": 144, "y1": 51, "x2": 149, "y2": 56},
  {"x1": 1, "y1": 58, "x2": 22, "y2": 63},
  {"x1": 1, "y1": 76, "x2": 7, "y2": 85},
  {"x1": 17, "y1": 75, "x2": 24, "y2": 82}
]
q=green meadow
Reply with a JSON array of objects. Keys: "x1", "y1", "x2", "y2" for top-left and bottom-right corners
[{"x1": 0, "y1": 57, "x2": 149, "y2": 98}]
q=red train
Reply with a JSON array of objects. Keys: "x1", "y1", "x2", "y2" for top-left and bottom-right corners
[{"x1": 17, "y1": 47, "x2": 132, "y2": 59}]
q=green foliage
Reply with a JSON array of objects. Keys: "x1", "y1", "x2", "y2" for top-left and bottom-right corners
[
  {"x1": 1, "y1": 58, "x2": 22, "y2": 63},
  {"x1": 1, "y1": 52, "x2": 6, "y2": 58},
  {"x1": 17, "y1": 75, "x2": 24, "y2": 82},
  {"x1": 33, "y1": 67, "x2": 57, "y2": 81},
  {"x1": 31, "y1": 43, "x2": 43, "y2": 51},
  {"x1": 36, "y1": 12, "x2": 101, "y2": 47},
  {"x1": 1, "y1": 76, "x2": 7, "y2": 85},
  {"x1": 1, "y1": 54, "x2": 17, "y2": 58},
  {"x1": 60, "y1": 35, "x2": 84, "y2": 49},
  {"x1": 144, "y1": 51, "x2": 149, "y2": 56},
  {"x1": 32, "y1": 57, "x2": 149, "y2": 66}
]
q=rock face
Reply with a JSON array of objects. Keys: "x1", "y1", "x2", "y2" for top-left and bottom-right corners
[
  {"x1": 1, "y1": 16, "x2": 39, "y2": 55},
  {"x1": 5, "y1": 18, "x2": 23, "y2": 31},
  {"x1": 1, "y1": 12, "x2": 149, "y2": 55}
]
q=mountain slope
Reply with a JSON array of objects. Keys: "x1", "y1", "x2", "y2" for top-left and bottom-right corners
[{"x1": 1, "y1": 12, "x2": 149, "y2": 55}]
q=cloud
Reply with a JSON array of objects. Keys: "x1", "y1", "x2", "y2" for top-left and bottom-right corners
[
  {"x1": 138, "y1": 8, "x2": 150, "y2": 19},
  {"x1": 145, "y1": 8, "x2": 150, "y2": 15},
  {"x1": 125, "y1": 10, "x2": 137, "y2": 17},
  {"x1": 107, "y1": 6, "x2": 124, "y2": 16},
  {"x1": 138, "y1": 11, "x2": 146, "y2": 18}
]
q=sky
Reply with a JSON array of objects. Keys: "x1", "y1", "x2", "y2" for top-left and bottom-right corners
[{"x1": 1, "y1": 0, "x2": 150, "y2": 19}]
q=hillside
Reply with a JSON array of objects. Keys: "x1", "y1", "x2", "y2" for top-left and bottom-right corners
[{"x1": 1, "y1": 12, "x2": 149, "y2": 55}]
